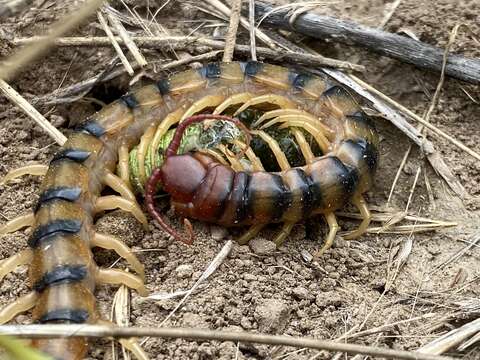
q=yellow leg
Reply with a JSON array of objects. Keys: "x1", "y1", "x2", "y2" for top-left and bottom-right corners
[
  {"x1": 237, "y1": 224, "x2": 265, "y2": 245},
  {"x1": 198, "y1": 149, "x2": 229, "y2": 166},
  {"x1": 103, "y1": 171, "x2": 137, "y2": 202},
  {"x1": 232, "y1": 139, "x2": 265, "y2": 171},
  {"x1": 250, "y1": 130, "x2": 291, "y2": 171},
  {"x1": 0, "y1": 212, "x2": 35, "y2": 235},
  {"x1": 313, "y1": 213, "x2": 339, "y2": 259},
  {"x1": 0, "y1": 291, "x2": 38, "y2": 324},
  {"x1": 0, "y1": 249, "x2": 33, "y2": 282},
  {"x1": 344, "y1": 195, "x2": 371, "y2": 240},
  {"x1": 0, "y1": 164, "x2": 48, "y2": 185},
  {"x1": 217, "y1": 144, "x2": 245, "y2": 171},
  {"x1": 180, "y1": 95, "x2": 226, "y2": 121},
  {"x1": 273, "y1": 222, "x2": 295, "y2": 247},
  {"x1": 149, "y1": 107, "x2": 185, "y2": 167},
  {"x1": 291, "y1": 129, "x2": 315, "y2": 164},
  {"x1": 95, "y1": 196, "x2": 148, "y2": 229},
  {"x1": 96, "y1": 268, "x2": 148, "y2": 296},
  {"x1": 97, "y1": 320, "x2": 150, "y2": 360},
  {"x1": 213, "y1": 92, "x2": 254, "y2": 114},
  {"x1": 253, "y1": 109, "x2": 335, "y2": 139},
  {"x1": 92, "y1": 233, "x2": 145, "y2": 280},
  {"x1": 233, "y1": 94, "x2": 296, "y2": 116},
  {"x1": 137, "y1": 125, "x2": 157, "y2": 186},
  {"x1": 118, "y1": 143, "x2": 132, "y2": 190},
  {"x1": 263, "y1": 118, "x2": 330, "y2": 154}
]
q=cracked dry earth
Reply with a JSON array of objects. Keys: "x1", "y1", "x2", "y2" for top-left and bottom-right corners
[{"x1": 0, "y1": 0, "x2": 479, "y2": 359}]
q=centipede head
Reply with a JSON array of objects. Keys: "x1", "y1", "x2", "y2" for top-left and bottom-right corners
[{"x1": 146, "y1": 114, "x2": 250, "y2": 245}]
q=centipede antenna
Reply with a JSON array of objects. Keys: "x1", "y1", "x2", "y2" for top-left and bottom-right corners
[{"x1": 145, "y1": 168, "x2": 194, "y2": 245}]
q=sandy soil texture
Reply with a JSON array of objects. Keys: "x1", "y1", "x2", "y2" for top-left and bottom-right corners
[{"x1": 0, "y1": 0, "x2": 479, "y2": 359}]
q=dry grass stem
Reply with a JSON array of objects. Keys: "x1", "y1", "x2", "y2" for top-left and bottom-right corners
[
  {"x1": 366, "y1": 223, "x2": 456, "y2": 234},
  {"x1": 349, "y1": 73, "x2": 480, "y2": 162},
  {"x1": 222, "y1": 0, "x2": 242, "y2": 62},
  {"x1": 111, "y1": 285, "x2": 131, "y2": 360},
  {"x1": 249, "y1": 0, "x2": 257, "y2": 60},
  {"x1": 0, "y1": 0, "x2": 105, "y2": 81},
  {"x1": 0, "y1": 324, "x2": 457, "y2": 360},
  {"x1": 429, "y1": 231, "x2": 480, "y2": 274},
  {"x1": 97, "y1": 11, "x2": 134, "y2": 75},
  {"x1": 12, "y1": 36, "x2": 365, "y2": 72},
  {"x1": 0, "y1": 79, "x2": 67, "y2": 145},
  {"x1": 386, "y1": 145, "x2": 412, "y2": 207},
  {"x1": 418, "y1": 318, "x2": 480, "y2": 355},
  {"x1": 203, "y1": 0, "x2": 279, "y2": 50},
  {"x1": 378, "y1": 0, "x2": 403, "y2": 29},
  {"x1": 105, "y1": 9, "x2": 148, "y2": 67}
]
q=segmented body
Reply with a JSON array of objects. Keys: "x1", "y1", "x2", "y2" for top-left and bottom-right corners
[{"x1": 0, "y1": 61, "x2": 378, "y2": 359}]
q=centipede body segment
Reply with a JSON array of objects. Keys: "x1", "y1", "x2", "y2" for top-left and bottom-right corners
[{"x1": 0, "y1": 61, "x2": 378, "y2": 359}]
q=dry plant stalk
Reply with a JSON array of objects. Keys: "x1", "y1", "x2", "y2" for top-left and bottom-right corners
[
  {"x1": 0, "y1": 79, "x2": 67, "y2": 145},
  {"x1": 0, "y1": 0, "x2": 105, "y2": 81},
  {"x1": 12, "y1": 36, "x2": 365, "y2": 72},
  {"x1": 222, "y1": 0, "x2": 243, "y2": 62},
  {"x1": 0, "y1": 324, "x2": 456, "y2": 360},
  {"x1": 97, "y1": 11, "x2": 134, "y2": 75}
]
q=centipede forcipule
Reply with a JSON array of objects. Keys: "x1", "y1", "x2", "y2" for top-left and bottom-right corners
[{"x1": 0, "y1": 61, "x2": 378, "y2": 359}]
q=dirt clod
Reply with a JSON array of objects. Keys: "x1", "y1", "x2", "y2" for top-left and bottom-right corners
[
  {"x1": 254, "y1": 299, "x2": 291, "y2": 333},
  {"x1": 249, "y1": 237, "x2": 277, "y2": 256}
]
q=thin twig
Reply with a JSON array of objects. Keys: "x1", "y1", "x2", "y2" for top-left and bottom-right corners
[
  {"x1": 203, "y1": 0, "x2": 278, "y2": 50},
  {"x1": 12, "y1": 36, "x2": 365, "y2": 72},
  {"x1": 0, "y1": 324, "x2": 456, "y2": 360},
  {"x1": 105, "y1": 8, "x2": 148, "y2": 67},
  {"x1": 418, "y1": 317, "x2": 480, "y2": 355},
  {"x1": 0, "y1": 0, "x2": 105, "y2": 81},
  {"x1": 349, "y1": 74, "x2": 480, "y2": 162},
  {"x1": 0, "y1": 79, "x2": 67, "y2": 145},
  {"x1": 222, "y1": 0, "x2": 242, "y2": 62},
  {"x1": 378, "y1": 0, "x2": 403, "y2": 29},
  {"x1": 249, "y1": 0, "x2": 257, "y2": 60},
  {"x1": 97, "y1": 11, "x2": 134, "y2": 75}
]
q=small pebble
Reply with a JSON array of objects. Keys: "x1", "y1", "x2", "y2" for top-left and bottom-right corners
[
  {"x1": 210, "y1": 225, "x2": 229, "y2": 241},
  {"x1": 249, "y1": 237, "x2": 276, "y2": 255},
  {"x1": 175, "y1": 264, "x2": 193, "y2": 279},
  {"x1": 292, "y1": 286, "x2": 310, "y2": 300}
]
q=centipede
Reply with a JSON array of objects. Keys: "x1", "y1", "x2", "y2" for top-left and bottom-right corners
[{"x1": 0, "y1": 61, "x2": 378, "y2": 359}]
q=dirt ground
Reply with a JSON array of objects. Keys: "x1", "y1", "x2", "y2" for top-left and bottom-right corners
[{"x1": 0, "y1": 0, "x2": 479, "y2": 359}]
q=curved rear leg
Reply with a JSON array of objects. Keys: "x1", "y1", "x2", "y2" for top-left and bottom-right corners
[
  {"x1": 103, "y1": 171, "x2": 137, "y2": 202},
  {"x1": 213, "y1": 92, "x2": 254, "y2": 114},
  {"x1": 0, "y1": 249, "x2": 33, "y2": 282},
  {"x1": 95, "y1": 195, "x2": 148, "y2": 229},
  {"x1": 273, "y1": 222, "x2": 295, "y2": 247},
  {"x1": 92, "y1": 233, "x2": 145, "y2": 280},
  {"x1": 232, "y1": 139, "x2": 265, "y2": 171},
  {"x1": 237, "y1": 224, "x2": 265, "y2": 245},
  {"x1": 233, "y1": 94, "x2": 296, "y2": 116},
  {"x1": 96, "y1": 268, "x2": 148, "y2": 297},
  {"x1": 118, "y1": 143, "x2": 132, "y2": 190},
  {"x1": 1, "y1": 164, "x2": 48, "y2": 185},
  {"x1": 250, "y1": 130, "x2": 291, "y2": 171},
  {"x1": 313, "y1": 212, "x2": 339, "y2": 259},
  {"x1": 0, "y1": 212, "x2": 35, "y2": 235},
  {"x1": 136, "y1": 125, "x2": 157, "y2": 186},
  {"x1": 291, "y1": 129, "x2": 314, "y2": 164},
  {"x1": 0, "y1": 291, "x2": 38, "y2": 324},
  {"x1": 343, "y1": 195, "x2": 371, "y2": 240}
]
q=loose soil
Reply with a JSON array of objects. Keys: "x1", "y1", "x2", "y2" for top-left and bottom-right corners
[{"x1": 0, "y1": 0, "x2": 479, "y2": 359}]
